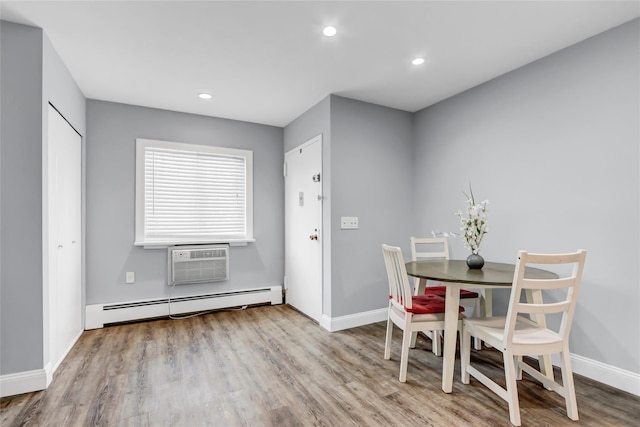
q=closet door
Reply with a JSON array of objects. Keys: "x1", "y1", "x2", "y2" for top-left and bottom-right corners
[{"x1": 48, "y1": 104, "x2": 82, "y2": 370}]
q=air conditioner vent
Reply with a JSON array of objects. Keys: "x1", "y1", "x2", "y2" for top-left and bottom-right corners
[{"x1": 168, "y1": 244, "x2": 229, "y2": 285}]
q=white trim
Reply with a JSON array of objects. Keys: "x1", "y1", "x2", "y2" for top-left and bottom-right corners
[
  {"x1": 0, "y1": 368, "x2": 49, "y2": 397},
  {"x1": 85, "y1": 286, "x2": 283, "y2": 329},
  {"x1": 320, "y1": 308, "x2": 388, "y2": 332},
  {"x1": 556, "y1": 353, "x2": 640, "y2": 396},
  {"x1": 44, "y1": 361, "x2": 54, "y2": 389},
  {"x1": 137, "y1": 239, "x2": 254, "y2": 249},
  {"x1": 50, "y1": 330, "x2": 83, "y2": 374},
  {"x1": 284, "y1": 134, "x2": 322, "y2": 157}
]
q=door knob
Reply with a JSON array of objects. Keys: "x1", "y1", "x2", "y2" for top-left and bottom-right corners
[{"x1": 309, "y1": 234, "x2": 318, "y2": 241}]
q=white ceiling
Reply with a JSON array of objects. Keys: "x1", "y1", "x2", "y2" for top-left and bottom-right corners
[{"x1": 1, "y1": 1, "x2": 638, "y2": 127}]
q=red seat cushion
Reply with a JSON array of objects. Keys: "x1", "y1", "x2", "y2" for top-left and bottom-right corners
[
  {"x1": 406, "y1": 294, "x2": 465, "y2": 314},
  {"x1": 425, "y1": 285, "x2": 479, "y2": 299}
]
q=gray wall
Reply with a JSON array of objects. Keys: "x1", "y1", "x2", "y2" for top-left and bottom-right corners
[
  {"x1": 412, "y1": 19, "x2": 639, "y2": 372},
  {"x1": 86, "y1": 101, "x2": 284, "y2": 304},
  {"x1": 1, "y1": 21, "x2": 44, "y2": 375},
  {"x1": 329, "y1": 96, "x2": 414, "y2": 317},
  {"x1": 283, "y1": 96, "x2": 330, "y2": 153},
  {"x1": 1, "y1": 21, "x2": 86, "y2": 375}
]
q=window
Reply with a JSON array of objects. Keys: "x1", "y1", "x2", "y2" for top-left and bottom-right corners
[{"x1": 135, "y1": 138, "x2": 253, "y2": 246}]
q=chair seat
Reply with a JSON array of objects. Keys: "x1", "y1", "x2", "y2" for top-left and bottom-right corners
[
  {"x1": 464, "y1": 316, "x2": 563, "y2": 347},
  {"x1": 425, "y1": 285, "x2": 479, "y2": 298},
  {"x1": 407, "y1": 294, "x2": 464, "y2": 314}
]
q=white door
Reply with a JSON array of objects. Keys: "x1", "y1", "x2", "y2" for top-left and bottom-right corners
[
  {"x1": 48, "y1": 104, "x2": 82, "y2": 369},
  {"x1": 285, "y1": 135, "x2": 322, "y2": 322}
]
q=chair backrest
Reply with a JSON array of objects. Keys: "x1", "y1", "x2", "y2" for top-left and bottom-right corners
[
  {"x1": 410, "y1": 237, "x2": 449, "y2": 261},
  {"x1": 382, "y1": 244, "x2": 414, "y2": 311},
  {"x1": 409, "y1": 237, "x2": 449, "y2": 291},
  {"x1": 504, "y1": 250, "x2": 587, "y2": 346}
]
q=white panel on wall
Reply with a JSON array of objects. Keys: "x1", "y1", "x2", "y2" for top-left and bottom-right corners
[{"x1": 47, "y1": 104, "x2": 83, "y2": 374}]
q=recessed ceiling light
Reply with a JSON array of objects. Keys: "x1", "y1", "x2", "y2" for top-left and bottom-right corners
[
  {"x1": 323, "y1": 26, "x2": 337, "y2": 37},
  {"x1": 411, "y1": 57, "x2": 425, "y2": 66},
  {"x1": 198, "y1": 92, "x2": 212, "y2": 100}
]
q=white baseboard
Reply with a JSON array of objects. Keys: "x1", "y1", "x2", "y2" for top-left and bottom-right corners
[
  {"x1": 320, "y1": 308, "x2": 387, "y2": 332},
  {"x1": 44, "y1": 361, "x2": 53, "y2": 389},
  {"x1": 1, "y1": 328, "x2": 84, "y2": 398},
  {"x1": 566, "y1": 353, "x2": 640, "y2": 396},
  {"x1": 0, "y1": 368, "x2": 48, "y2": 398},
  {"x1": 50, "y1": 329, "x2": 84, "y2": 375},
  {"x1": 86, "y1": 286, "x2": 283, "y2": 329}
]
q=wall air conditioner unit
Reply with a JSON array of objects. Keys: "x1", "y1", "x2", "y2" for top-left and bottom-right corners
[{"x1": 168, "y1": 244, "x2": 229, "y2": 285}]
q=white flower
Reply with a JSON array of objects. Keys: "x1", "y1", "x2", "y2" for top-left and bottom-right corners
[{"x1": 455, "y1": 187, "x2": 489, "y2": 254}]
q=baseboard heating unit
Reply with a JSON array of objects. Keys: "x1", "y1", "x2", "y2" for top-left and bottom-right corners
[{"x1": 85, "y1": 286, "x2": 282, "y2": 329}]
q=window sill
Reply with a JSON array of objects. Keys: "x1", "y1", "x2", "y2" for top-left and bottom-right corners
[{"x1": 135, "y1": 239, "x2": 255, "y2": 249}]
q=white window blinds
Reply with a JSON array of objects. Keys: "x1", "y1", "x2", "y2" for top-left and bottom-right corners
[{"x1": 135, "y1": 139, "x2": 253, "y2": 246}]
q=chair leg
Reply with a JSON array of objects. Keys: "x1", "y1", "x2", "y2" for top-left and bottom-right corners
[
  {"x1": 433, "y1": 330, "x2": 442, "y2": 356},
  {"x1": 473, "y1": 336, "x2": 482, "y2": 350},
  {"x1": 538, "y1": 354, "x2": 554, "y2": 389},
  {"x1": 473, "y1": 296, "x2": 483, "y2": 350},
  {"x1": 560, "y1": 349, "x2": 579, "y2": 421},
  {"x1": 483, "y1": 289, "x2": 493, "y2": 317},
  {"x1": 482, "y1": 290, "x2": 493, "y2": 349},
  {"x1": 384, "y1": 317, "x2": 393, "y2": 360},
  {"x1": 409, "y1": 331, "x2": 418, "y2": 348},
  {"x1": 399, "y1": 329, "x2": 412, "y2": 382},
  {"x1": 460, "y1": 325, "x2": 471, "y2": 384},
  {"x1": 504, "y1": 352, "x2": 522, "y2": 426}
]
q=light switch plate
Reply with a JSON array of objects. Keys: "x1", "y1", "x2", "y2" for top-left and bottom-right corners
[
  {"x1": 125, "y1": 272, "x2": 135, "y2": 284},
  {"x1": 341, "y1": 216, "x2": 358, "y2": 230}
]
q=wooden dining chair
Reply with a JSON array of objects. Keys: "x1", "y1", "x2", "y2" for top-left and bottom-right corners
[
  {"x1": 381, "y1": 244, "x2": 464, "y2": 382},
  {"x1": 460, "y1": 250, "x2": 587, "y2": 426},
  {"x1": 410, "y1": 237, "x2": 484, "y2": 352}
]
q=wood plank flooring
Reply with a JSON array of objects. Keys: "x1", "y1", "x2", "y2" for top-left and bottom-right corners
[{"x1": 2, "y1": 304, "x2": 638, "y2": 426}]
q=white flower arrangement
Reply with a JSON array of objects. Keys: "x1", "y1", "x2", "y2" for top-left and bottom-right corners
[{"x1": 455, "y1": 188, "x2": 489, "y2": 254}]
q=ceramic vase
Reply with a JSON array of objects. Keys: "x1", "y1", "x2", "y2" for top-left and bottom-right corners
[{"x1": 466, "y1": 253, "x2": 484, "y2": 269}]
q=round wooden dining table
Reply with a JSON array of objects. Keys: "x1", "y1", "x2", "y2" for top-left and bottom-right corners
[{"x1": 405, "y1": 259, "x2": 558, "y2": 393}]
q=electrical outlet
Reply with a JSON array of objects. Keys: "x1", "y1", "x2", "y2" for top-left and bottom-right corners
[
  {"x1": 341, "y1": 216, "x2": 358, "y2": 230},
  {"x1": 125, "y1": 272, "x2": 135, "y2": 284}
]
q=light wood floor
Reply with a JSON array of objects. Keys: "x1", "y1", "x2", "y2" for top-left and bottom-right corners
[{"x1": 2, "y1": 304, "x2": 638, "y2": 426}]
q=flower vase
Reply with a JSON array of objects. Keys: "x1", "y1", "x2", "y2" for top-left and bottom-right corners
[{"x1": 466, "y1": 253, "x2": 484, "y2": 269}]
